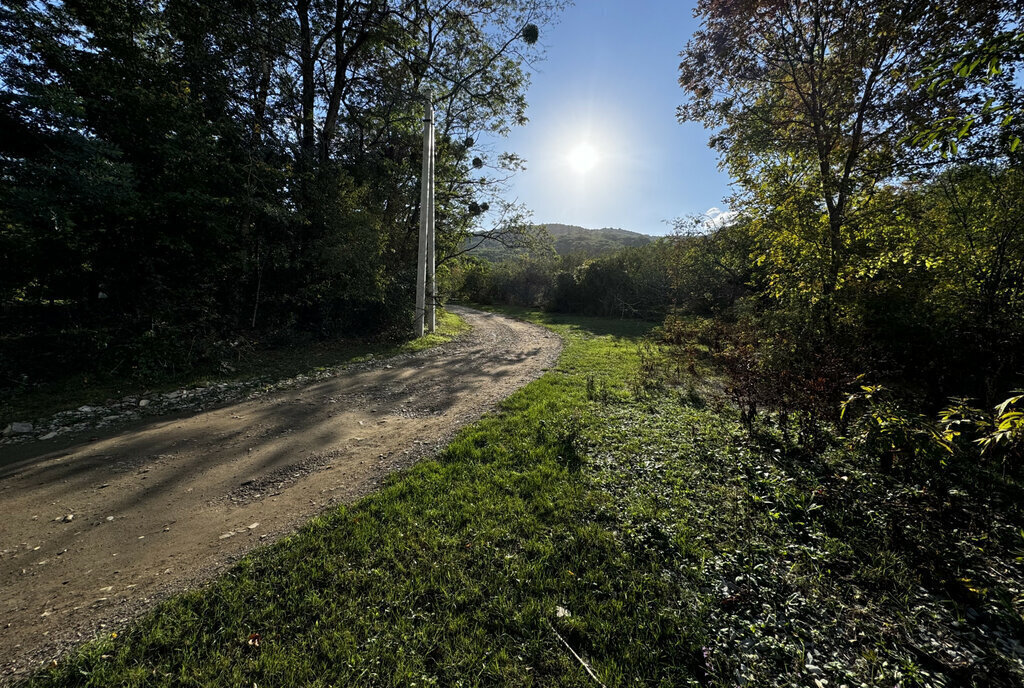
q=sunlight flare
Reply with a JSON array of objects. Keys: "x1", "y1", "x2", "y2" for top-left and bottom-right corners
[{"x1": 567, "y1": 142, "x2": 599, "y2": 174}]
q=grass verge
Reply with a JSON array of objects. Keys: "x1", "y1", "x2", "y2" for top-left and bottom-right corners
[{"x1": 25, "y1": 308, "x2": 1024, "y2": 687}]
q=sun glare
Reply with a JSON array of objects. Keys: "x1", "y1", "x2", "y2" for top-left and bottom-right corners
[{"x1": 568, "y1": 142, "x2": 598, "y2": 174}]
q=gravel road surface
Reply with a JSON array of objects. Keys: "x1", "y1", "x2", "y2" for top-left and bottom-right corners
[{"x1": 0, "y1": 307, "x2": 560, "y2": 683}]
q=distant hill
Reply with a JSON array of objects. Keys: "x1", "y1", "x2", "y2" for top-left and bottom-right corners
[
  {"x1": 544, "y1": 224, "x2": 653, "y2": 257},
  {"x1": 465, "y1": 223, "x2": 654, "y2": 262}
]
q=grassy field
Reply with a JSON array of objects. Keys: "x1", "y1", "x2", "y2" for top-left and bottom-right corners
[
  {"x1": 1, "y1": 310, "x2": 470, "y2": 427},
  {"x1": 26, "y1": 308, "x2": 1024, "y2": 687}
]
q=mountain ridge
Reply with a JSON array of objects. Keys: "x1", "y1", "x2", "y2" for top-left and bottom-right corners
[{"x1": 466, "y1": 222, "x2": 656, "y2": 261}]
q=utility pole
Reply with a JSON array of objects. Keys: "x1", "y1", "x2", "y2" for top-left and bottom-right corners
[
  {"x1": 415, "y1": 95, "x2": 434, "y2": 337},
  {"x1": 412, "y1": 24, "x2": 538, "y2": 336},
  {"x1": 425, "y1": 99, "x2": 436, "y2": 333}
]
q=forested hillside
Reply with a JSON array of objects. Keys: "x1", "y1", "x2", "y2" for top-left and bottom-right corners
[
  {"x1": 545, "y1": 223, "x2": 652, "y2": 256},
  {"x1": 464, "y1": 222, "x2": 653, "y2": 261},
  {"x1": 0, "y1": 0, "x2": 558, "y2": 393}
]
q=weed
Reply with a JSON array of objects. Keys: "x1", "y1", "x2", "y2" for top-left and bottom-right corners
[
  {"x1": 629, "y1": 340, "x2": 664, "y2": 399},
  {"x1": 585, "y1": 375, "x2": 612, "y2": 405}
]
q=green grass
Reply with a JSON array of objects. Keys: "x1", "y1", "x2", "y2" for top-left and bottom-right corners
[
  {"x1": 26, "y1": 309, "x2": 1024, "y2": 687},
  {"x1": 1, "y1": 310, "x2": 469, "y2": 426},
  {"x1": 398, "y1": 309, "x2": 472, "y2": 353}
]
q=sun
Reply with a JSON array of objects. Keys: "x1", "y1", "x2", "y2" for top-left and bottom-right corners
[{"x1": 568, "y1": 142, "x2": 599, "y2": 174}]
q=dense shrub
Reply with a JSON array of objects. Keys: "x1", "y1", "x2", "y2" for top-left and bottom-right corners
[{"x1": 455, "y1": 241, "x2": 675, "y2": 320}]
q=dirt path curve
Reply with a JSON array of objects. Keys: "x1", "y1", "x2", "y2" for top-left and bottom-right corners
[{"x1": 0, "y1": 307, "x2": 560, "y2": 683}]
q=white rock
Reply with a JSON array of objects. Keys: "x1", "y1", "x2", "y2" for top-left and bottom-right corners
[
  {"x1": 11, "y1": 422, "x2": 34, "y2": 434},
  {"x1": 78, "y1": 406, "x2": 94, "y2": 413},
  {"x1": 138, "y1": 399, "x2": 150, "y2": 407},
  {"x1": 38, "y1": 432, "x2": 58, "y2": 441}
]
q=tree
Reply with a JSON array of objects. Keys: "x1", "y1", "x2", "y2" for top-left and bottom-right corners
[
  {"x1": 669, "y1": 215, "x2": 759, "y2": 314},
  {"x1": 908, "y1": 29, "x2": 1024, "y2": 155},
  {"x1": 912, "y1": 164, "x2": 1024, "y2": 397},
  {"x1": 678, "y1": 0, "x2": 1021, "y2": 323},
  {"x1": 0, "y1": 0, "x2": 564, "y2": 386}
]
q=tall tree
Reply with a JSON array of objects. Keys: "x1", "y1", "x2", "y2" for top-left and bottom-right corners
[
  {"x1": 678, "y1": 0, "x2": 1022, "y2": 322},
  {"x1": 0, "y1": 0, "x2": 562, "y2": 385}
]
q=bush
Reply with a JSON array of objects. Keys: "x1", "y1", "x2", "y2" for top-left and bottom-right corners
[{"x1": 455, "y1": 241, "x2": 675, "y2": 319}]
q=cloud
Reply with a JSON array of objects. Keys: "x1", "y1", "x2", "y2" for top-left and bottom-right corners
[{"x1": 702, "y1": 207, "x2": 738, "y2": 230}]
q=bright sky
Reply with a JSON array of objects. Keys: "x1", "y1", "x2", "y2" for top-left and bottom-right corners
[{"x1": 489, "y1": 0, "x2": 733, "y2": 236}]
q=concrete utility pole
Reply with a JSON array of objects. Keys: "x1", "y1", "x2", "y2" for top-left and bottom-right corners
[
  {"x1": 415, "y1": 96, "x2": 435, "y2": 337},
  {"x1": 425, "y1": 99, "x2": 436, "y2": 333}
]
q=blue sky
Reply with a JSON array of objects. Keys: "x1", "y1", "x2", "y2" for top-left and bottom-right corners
[{"x1": 488, "y1": 1, "x2": 733, "y2": 236}]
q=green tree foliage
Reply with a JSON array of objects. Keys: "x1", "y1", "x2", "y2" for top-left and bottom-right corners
[
  {"x1": 668, "y1": 215, "x2": 760, "y2": 315},
  {"x1": 674, "y1": 0, "x2": 1024, "y2": 411},
  {"x1": 908, "y1": 30, "x2": 1024, "y2": 154},
  {"x1": 0, "y1": 0, "x2": 562, "y2": 385},
  {"x1": 678, "y1": 0, "x2": 1020, "y2": 322},
  {"x1": 455, "y1": 240, "x2": 676, "y2": 320},
  {"x1": 887, "y1": 165, "x2": 1024, "y2": 396}
]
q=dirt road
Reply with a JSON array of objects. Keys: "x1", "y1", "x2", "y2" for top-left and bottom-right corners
[{"x1": 0, "y1": 307, "x2": 560, "y2": 683}]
